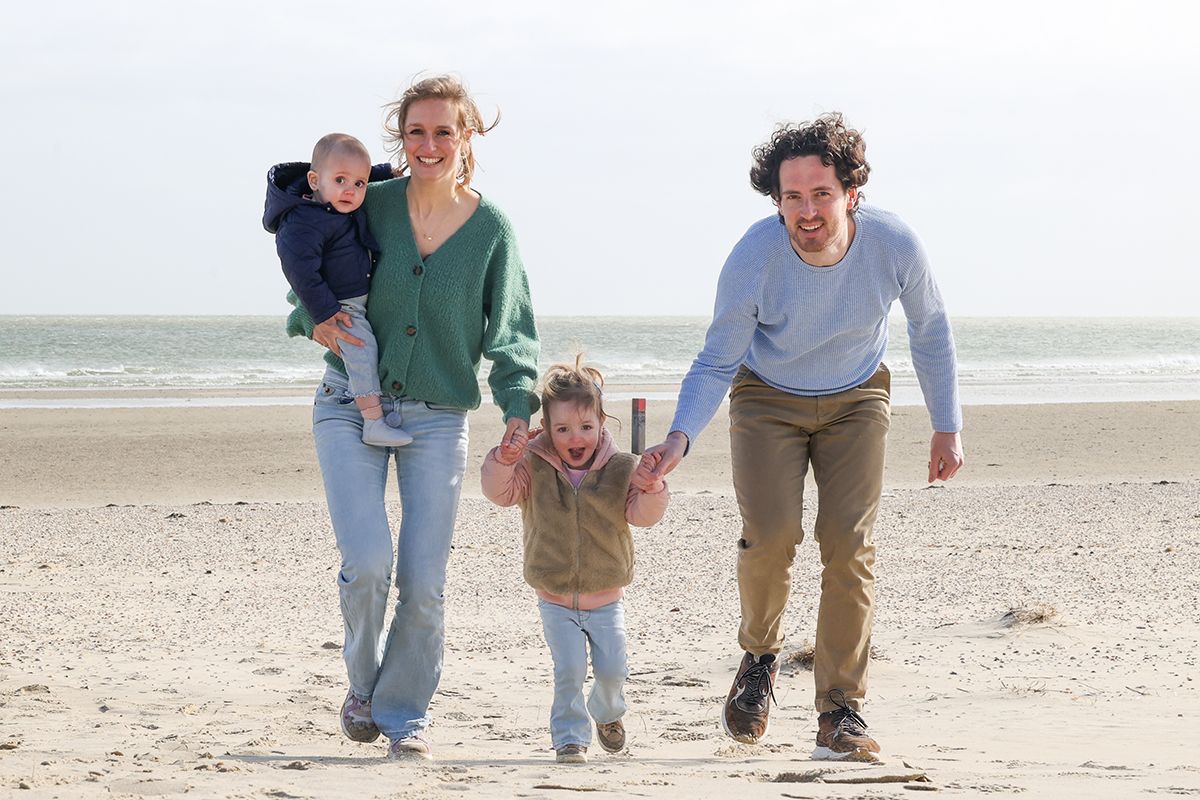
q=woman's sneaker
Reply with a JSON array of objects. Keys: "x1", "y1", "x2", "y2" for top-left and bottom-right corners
[
  {"x1": 595, "y1": 719, "x2": 626, "y2": 753},
  {"x1": 387, "y1": 735, "x2": 433, "y2": 761},
  {"x1": 812, "y1": 689, "x2": 881, "y2": 762},
  {"x1": 555, "y1": 744, "x2": 588, "y2": 764},
  {"x1": 339, "y1": 690, "x2": 380, "y2": 743}
]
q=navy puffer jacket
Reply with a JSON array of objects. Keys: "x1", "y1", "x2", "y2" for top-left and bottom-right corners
[{"x1": 262, "y1": 162, "x2": 391, "y2": 324}]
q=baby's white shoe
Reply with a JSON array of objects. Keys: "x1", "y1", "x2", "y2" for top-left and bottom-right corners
[{"x1": 362, "y1": 417, "x2": 413, "y2": 447}]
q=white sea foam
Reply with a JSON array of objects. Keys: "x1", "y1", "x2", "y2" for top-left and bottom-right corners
[{"x1": 1, "y1": 315, "x2": 1197, "y2": 406}]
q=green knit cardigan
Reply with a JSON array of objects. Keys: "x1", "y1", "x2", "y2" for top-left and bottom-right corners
[{"x1": 287, "y1": 177, "x2": 540, "y2": 422}]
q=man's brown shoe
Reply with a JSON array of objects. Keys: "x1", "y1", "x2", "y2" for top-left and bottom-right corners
[
  {"x1": 813, "y1": 689, "x2": 881, "y2": 762},
  {"x1": 721, "y1": 652, "x2": 777, "y2": 743},
  {"x1": 596, "y1": 718, "x2": 626, "y2": 753}
]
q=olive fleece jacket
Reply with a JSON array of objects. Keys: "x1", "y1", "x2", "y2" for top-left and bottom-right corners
[{"x1": 481, "y1": 427, "x2": 669, "y2": 609}]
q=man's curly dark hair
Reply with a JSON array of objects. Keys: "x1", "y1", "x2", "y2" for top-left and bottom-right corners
[{"x1": 749, "y1": 113, "x2": 870, "y2": 212}]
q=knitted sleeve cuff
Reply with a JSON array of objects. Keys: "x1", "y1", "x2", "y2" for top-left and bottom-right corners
[
  {"x1": 285, "y1": 292, "x2": 315, "y2": 340},
  {"x1": 495, "y1": 387, "x2": 541, "y2": 422}
]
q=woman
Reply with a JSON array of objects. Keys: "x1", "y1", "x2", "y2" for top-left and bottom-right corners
[{"x1": 291, "y1": 75, "x2": 539, "y2": 761}]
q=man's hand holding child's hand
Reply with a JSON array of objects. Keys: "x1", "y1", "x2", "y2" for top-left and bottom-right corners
[{"x1": 632, "y1": 452, "x2": 666, "y2": 493}]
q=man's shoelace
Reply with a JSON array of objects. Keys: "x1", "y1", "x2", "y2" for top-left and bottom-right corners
[
  {"x1": 739, "y1": 659, "x2": 778, "y2": 707},
  {"x1": 827, "y1": 688, "x2": 869, "y2": 734}
]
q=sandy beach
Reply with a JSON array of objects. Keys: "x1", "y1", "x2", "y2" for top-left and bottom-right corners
[{"x1": 2, "y1": 395, "x2": 1199, "y2": 798}]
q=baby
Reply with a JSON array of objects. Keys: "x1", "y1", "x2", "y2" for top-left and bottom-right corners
[{"x1": 263, "y1": 133, "x2": 410, "y2": 447}]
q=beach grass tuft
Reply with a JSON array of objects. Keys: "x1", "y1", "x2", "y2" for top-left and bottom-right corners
[
  {"x1": 783, "y1": 641, "x2": 885, "y2": 671},
  {"x1": 1001, "y1": 604, "x2": 1059, "y2": 627}
]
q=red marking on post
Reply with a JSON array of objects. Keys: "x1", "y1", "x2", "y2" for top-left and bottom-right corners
[{"x1": 632, "y1": 397, "x2": 647, "y2": 454}]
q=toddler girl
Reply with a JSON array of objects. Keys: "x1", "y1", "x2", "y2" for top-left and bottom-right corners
[{"x1": 481, "y1": 357, "x2": 669, "y2": 763}]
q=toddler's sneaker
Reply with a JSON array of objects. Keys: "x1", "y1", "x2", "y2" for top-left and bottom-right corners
[
  {"x1": 339, "y1": 690, "x2": 380, "y2": 743},
  {"x1": 595, "y1": 719, "x2": 626, "y2": 753},
  {"x1": 555, "y1": 744, "x2": 588, "y2": 764},
  {"x1": 387, "y1": 734, "x2": 433, "y2": 761},
  {"x1": 812, "y1": 689, "x2": 881, "y2": 762},
  {"x1": 362, "y1": 417, "x2": 413, "y2": 447}
]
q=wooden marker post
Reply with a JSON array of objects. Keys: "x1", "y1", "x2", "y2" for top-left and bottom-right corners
[{"x1": 631, "y1": 398, "x2": 646, "y2": 455}]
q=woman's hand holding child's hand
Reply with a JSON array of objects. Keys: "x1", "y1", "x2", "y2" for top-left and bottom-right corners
[
  {"x1": 631, "y1": 452, "x2": 665, "y2": 493},
  {"x1": 496, "y1": 418, "x2": 530, "y2": 466}
]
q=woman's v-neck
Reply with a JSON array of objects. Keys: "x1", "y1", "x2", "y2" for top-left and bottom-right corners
[{"x1": 406, "y1": 180, "x2": 483, "y2": 261}]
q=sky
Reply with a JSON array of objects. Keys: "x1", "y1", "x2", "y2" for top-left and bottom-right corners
[{"x1": 2, "y1": 0, "x2": 1197, "y2": 317}]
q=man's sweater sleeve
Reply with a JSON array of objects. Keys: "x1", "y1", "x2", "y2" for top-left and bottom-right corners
[
  {"x1": 669, "y1": 244, "x2": 761, "y2": 446},
  {"x1": 897, "y1": 238, "x2": 962, "y2": 432}
]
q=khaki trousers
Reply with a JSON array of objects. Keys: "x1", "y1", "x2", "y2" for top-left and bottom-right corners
[{"x1": 729, "y1": 364, "x2": 890, "y2": 713}]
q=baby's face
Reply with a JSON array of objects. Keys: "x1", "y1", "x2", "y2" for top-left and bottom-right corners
[{"x1": 308, "y1": 153, "x2": 371, "y2": 213}]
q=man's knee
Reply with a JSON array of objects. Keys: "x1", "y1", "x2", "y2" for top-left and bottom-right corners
[
  {"x1": 817, "y1": 533, "x2": 876, "y2": 590},
  {"x1": 737, "y1": 516, "x2": 804, "y2": 558},
  {"x1": 814, "y1": 511, "x2": 878, "y2": 564}
]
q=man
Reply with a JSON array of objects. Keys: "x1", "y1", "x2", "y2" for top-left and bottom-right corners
[{"x1": 642, "y1": 113, "x2": 964, "y2": 762}]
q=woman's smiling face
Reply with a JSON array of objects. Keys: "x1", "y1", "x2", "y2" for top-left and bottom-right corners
[{"x1": 402, "y1": 98, "x2": 471, "y2": 183}]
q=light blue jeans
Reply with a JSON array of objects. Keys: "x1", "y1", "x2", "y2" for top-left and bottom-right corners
[
  {"x1": 335, "y1": 295, "x2": 382, "y2": 399},
  {"x1": 312, "y1": 367, "x2": 469, "y2": 739},
  {"x1": 537, "y1": 598, "x2": 628, "y2": 749}
]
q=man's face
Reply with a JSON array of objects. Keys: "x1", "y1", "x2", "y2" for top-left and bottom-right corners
[{"x1": 777, "y1": 155, "x2": 858, "y2": 266}]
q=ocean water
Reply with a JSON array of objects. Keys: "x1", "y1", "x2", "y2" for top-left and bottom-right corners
[{"x1": 1, "y1": 316, "x2": 1198, "y2": 408}]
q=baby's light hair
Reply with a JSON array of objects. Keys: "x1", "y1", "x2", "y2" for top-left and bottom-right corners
[
  {"x1": 311, "y1": 133, "x2": 371, "y2": 172},
  {"x1": 541, "y1": 354, "x2": 607, "y2": 426}
]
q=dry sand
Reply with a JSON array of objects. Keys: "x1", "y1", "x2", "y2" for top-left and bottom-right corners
[{"x1": 1, "y1": 394, "x2": 1199, "y2": 798}]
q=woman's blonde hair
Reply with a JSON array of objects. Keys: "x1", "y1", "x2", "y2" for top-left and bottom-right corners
[
  {"x1": 382, "y1": 74, "x2": 499, "y2": 187},
  {"x1": 541, "y1": 354, "x2": 608, "y2": 426}
]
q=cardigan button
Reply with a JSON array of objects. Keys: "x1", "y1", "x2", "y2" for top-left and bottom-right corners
[
  {"x1": 413, "y1": 264, "x2": 424, "y2": 276},
  {"x1": 391, "y1": 381, "x2": 403, "y2": 391},
  {"x1": 405, "y1": 326, "x2": 417, "y2": 336}
]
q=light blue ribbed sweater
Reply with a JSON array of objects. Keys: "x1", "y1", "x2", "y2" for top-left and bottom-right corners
[{"x1": 672, "y1": 205, "x2": 962, "y2": 445}]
